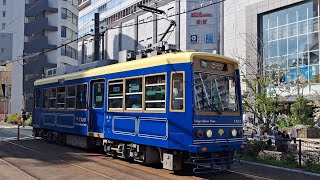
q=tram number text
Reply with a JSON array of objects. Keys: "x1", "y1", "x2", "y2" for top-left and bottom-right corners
[
  {"x1": 75, "y1": 117, "x2": 87, "y2": 126},
  {"x1": 234, "y1": 119, "x2": 242, "y2": 123}
]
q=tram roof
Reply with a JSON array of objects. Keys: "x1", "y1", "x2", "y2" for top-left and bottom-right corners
[{"x1": 34, "y1": 52, "x2": 238, "y2": 86}]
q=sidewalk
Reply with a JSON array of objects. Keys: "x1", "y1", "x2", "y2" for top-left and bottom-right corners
[
  {"x1": 0, "y1": 121, "x2": 15, "y2": 127},
  {"x1": 0, "y1": 121, "x2": 32, "y2": 129}
]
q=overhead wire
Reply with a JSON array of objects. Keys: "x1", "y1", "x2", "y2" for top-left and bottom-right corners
[
  {"x1": 0, "y1": 0, "x2": 41, "y2": 31},
  {"x1": 3, "y1": 0, "x2": 224, "y2": 67}
]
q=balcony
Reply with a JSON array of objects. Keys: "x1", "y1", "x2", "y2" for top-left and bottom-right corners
[
  {"x1": 25, "y1": 0, "x2": 58, "y2": 17},
  {"x1": 78, "y1": 0, "x2": 91, "y2": 11},
  {"x1": 25, "y1": 18, "x2": 57, "y2": 36},
  {"x1": 24, "y1": 36, "x2": 56, "y2": 54}
]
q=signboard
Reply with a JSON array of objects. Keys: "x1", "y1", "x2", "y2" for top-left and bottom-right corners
[
  {"x1": 205, "y1": 34, "x2": 214, "y2": 43},
  {"x1": 191, "y1": 12, "x2": 213, "y2": 18},
  {"x1": 190, "y1": 35, "x2": 197, "y2": 42}
]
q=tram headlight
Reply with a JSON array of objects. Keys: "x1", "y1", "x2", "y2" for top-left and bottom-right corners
[
  {"x1": 196, "y1": 130, "x2": 204, "y2": 138},
  {"x1": 231, "y1": 129, "x2": 237, "y2": 137},
  {"x1": 206, "y1": 129, "x2": 213, "y2": 138}
]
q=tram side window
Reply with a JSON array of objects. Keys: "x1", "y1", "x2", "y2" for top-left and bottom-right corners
[
  {"x1": 93, "y1": 82, "x2": 105, "y2": 108},
  {"x1": 108, "y1": 79, "x2": 123, "y2": 110},
  {"x1": 57, "y1": 87, "x2": 65, "y2": 109},
  {"x1": 76, "y1": 84, "x2": 87, "y2": 109},
  {"x1": 43, "y1": 89, "x2": 49, "y2": 108},
  {"x1": 145, "y1": 74, "x2": 166, "y2": 111},
  {"x1": 66, "y1": 86, "x2": 76, "y2": 109},
  {"x1": 125, "y1": 78, "x2": 142, "y2": 110},
  {"x1": 171, "y1": 73, "x2": 184, "y2": 111},
  {"x1": 35, "y1": 89, "x2": 41, "y2": 108},
  {"x1": 49, "y1": 88, "x2": 57, "y2": 109}
]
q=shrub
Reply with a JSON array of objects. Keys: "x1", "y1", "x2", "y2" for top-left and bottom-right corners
[
  {"x1": 243, "y1": 141, "x2": 266, "y2": 159},
  {"x1": 6, "y1": 114, "x2": 21, "y2": 125},
  {"x1": 26, "y1": 116, "x2": 32, "y2": 126}
]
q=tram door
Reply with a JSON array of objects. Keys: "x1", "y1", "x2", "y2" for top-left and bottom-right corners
[{"x1": 89, "y1": 80, "x2": 105, "y2": 133}]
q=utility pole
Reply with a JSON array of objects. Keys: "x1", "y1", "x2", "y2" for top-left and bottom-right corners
[
  {"x1": 101, "y1": 31, "x2": 105, "y2": 60},
  {"x1": 94, "y1": 13, "x2": 100, "y2": 61}
]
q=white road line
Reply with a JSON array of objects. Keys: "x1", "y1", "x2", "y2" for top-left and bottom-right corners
[
  {"x1": 228, "y1": 170, "x2": 275, "y2": 180},
  {"x1": 2, "y1": 140, "x2": 117, "y2": 180},
  {"x1": 0, "y1": 157, "x2": 37, "y2": 180}
]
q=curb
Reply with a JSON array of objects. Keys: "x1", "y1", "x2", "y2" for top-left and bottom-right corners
[{"x1": 242, "y1": 160, "x2": 320, "y2": 177}]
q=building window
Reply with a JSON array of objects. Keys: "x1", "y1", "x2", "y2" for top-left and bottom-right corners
[
  {"x1": 3, "y1": 0, "x2": 6, "y2": 5},
  {"x1": 261, "y1": 0, "x2": 320, "y2": 85},
  {"x1": 61, "y1": 8, "x2": 67, "y2": 19},
  {"x1": 61, "y1": 26, "x2": 66, "y2": 37},
  {"x1": 1, "y1": 48, "x2": 4, "y2": 53},
  {"x1": 2, "y1": 11, "x2": 5, "y2": 17},
  {"x1": 2, "y1": 23, "x2": 5, "y2": 29}
]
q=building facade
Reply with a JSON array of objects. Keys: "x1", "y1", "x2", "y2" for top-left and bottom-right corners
[
  {"x1": 78, "y1": 0, "x2": 222, "y2": 63},
  {"x1": 224, "y1": 0, "x2": 320, "y2": 100},
  {"x1": 23, "y1": 0, "x2": 79, "y2": 112},
  {"x1": 0, "y1": 0, "x2": 24, "y2": 114}
]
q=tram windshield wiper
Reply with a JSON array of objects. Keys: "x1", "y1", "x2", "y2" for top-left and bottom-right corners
[{"x1": 201, "y1": 87, "x2": 222, "y2": 115}]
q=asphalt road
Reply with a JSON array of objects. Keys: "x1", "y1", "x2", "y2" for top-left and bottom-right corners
[{"x1": 0, "y1": 125, "x2": 319, "y2": 180}]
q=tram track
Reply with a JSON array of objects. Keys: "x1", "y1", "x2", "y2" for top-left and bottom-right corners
[
  {"x1": 4, "y1": 139, "x2": 175, "y2": 180},
  {"x1": 1, "y1": 138, "x2": 178, "y2": 180},
  {"x1": 0, "y1": 129, "x2": 276, "y2": 180},
  {"x1": 0, "y1": 156, "x2": 37, "y2": 180},
  {"x1": 2, "y1": 139, "x2": 117, "y2": 180}
]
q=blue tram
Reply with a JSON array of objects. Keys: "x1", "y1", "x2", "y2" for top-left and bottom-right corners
[{"x1": 32, "y1": 52, "x2": 244, "y2": 173}]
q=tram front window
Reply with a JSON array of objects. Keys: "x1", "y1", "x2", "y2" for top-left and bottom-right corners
[{"x1": 194, "y1": 72, "x2": 238, "y2": 112}]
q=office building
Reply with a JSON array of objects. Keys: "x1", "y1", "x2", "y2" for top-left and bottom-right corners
[
  {"x1": 78, "y1": 0, "x2": 222, "y2": 63},
  {"x1": 22, "y1": 0, "x2": 79, "y2": 112},
  {"x1": 224, "y1": 0, "x2": 320, "y2": 100}
]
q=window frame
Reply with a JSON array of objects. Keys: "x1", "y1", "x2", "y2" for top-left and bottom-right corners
[
  {"x1": 107, "y1": 78, "x2": 124, "y2": 112},
  {"x1": 124, "y1": 76, "x2": 143, "y2": 112},
  {"x1": 43, "y1": 89, "x2": 49, "y2": 109},
  {"x1": 66, "y1": 85, "x2": 76, "y2": 109},
  {"x1": 35, "y1": 89, "x2": 41, "y2": 108},
  {"x1": 170, "y1": 71, "x2": 185, "y2": 112},
  {"x1": 76, "y1": 83, "x2": 88, "y2": 110},
  {"x1": 144, "y1": 73, "x2": 166, "y2": 113},
  {"x1": 48, "y1": 88, "x2": 57, "y2": 109},
  {"x1": 92, "y1": 81, "x2": 105, "y2": 109},
  {"x1": 56, "y1": 86, "x2": 66, "y2": 109}
]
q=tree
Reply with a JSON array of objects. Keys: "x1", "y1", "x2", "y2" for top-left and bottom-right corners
[
  {"x1": 290, "y1": 96, "x2": 313, "y2": 125},
  {"x1": 231, "y1": 34, "x2": 301, "y2": 130},
  {"x1": 234, "y1": 35, "x2": 289, "y2": 129}
]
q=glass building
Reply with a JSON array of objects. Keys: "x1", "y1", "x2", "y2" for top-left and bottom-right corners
[{"x1": 261, "y1": 0, "x2": 320, "y2": 86}]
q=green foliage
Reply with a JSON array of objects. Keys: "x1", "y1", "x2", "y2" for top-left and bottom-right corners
[
  {"x1": 275, "y1": 115, "x2": 292, "y2": 128},
  {"x1": 242, "y1": 75, "x2": 285, "y2": 127},
  {"x1": 6, "y1": 114, "x2": 21, "y2": 124},
  {"x1": 290, "y1": 96, "x2": 313, "y2": 125},
  {"x1": 26, "y1": 116, "x2": 32, "y2": 126},
  {"x1": 242, "y1": 141, "x2": 266, "y2": 159}
]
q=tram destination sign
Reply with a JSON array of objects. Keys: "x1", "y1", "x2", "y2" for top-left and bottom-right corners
[{"x1": 200, "y1": 59, "x2": 228, "y2": 71}]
